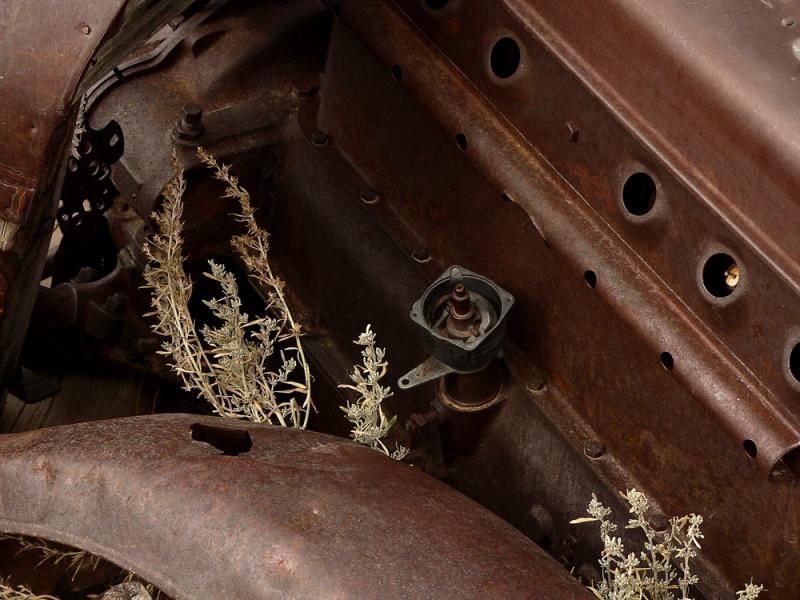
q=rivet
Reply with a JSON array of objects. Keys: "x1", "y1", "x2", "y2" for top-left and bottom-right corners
[
  {"x1": 80, "y1": 23, "x2": 91, "y2": 35},
  {"x1": 411, "y1": 247, "x2": 431, "y2": 263},
  {"x1": 566, "y1": 121, "x2": 580, "y2": 142},
  {"x1": 584, "y1": 439, "x2": 605, "y2": 459},
  {"x1": 310, "y1": 129, "x2": 329, "y2": 146},
  {"x1": 359, "y1": 188, "x2": 380, "y2": 205},
  {"x1": 782, "y1": 16, "x2": 795, "y2": 27}
]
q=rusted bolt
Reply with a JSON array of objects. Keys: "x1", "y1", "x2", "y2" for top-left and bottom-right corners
[
  {"x1": 183, "y1": 104, "x2": 202, "y2": 125},
  {"x1": 80, "y1": 23, "x2": 91, "y2": 35},
  {"x1": 359, "y1": 188, "x2": 380, "y2": 205},
  {"x1": 584, "y1": 439, "x2": 605, "y2": 459},
  {"x1": 173, "y1": 103, "x2": 205, "y2": 145},
  {"x1": 522, "y1": 504, "x2": 555, "y2": 547},
  {"x1": 566, "y1": 121, "x2": 580, "y2": 142},
  {"x1": 448, "y1": 284, "x2": 474, "y2": 320},
  {"x1": 782, "y1": 16, "x2": 796, "y2": 27},
  {"x1": 411, "y1": 247, "x2": 431, "y2": 263},
  {"x1": 310, "y1": 129, "x2": 329, "y2": 145},
  {"x1": 649, "y1": 513, "x2": 669, "y2": 532}
]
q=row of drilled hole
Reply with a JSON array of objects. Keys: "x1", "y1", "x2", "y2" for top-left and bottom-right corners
[{"x1": 407, "y1": 11, "x2": 768, "y2": 460}]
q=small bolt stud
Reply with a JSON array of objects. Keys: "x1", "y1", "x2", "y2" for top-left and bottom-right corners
[
  {"x1": 566, "y1": 121, "x2": 580, "y2": 142},
  {"x1": 359, "y1": 188, "x2": 380, "y2": 205},
  {"x1": 411, "y1": 247, "x2": 431, "y2": 263},
  {"x1": 584, "y1": 439, "x2": 605, "y2": 459},
  {"x1": 173, "y1": 103, "x2": 205, "y2": 145},
  {"x1": 310, "y1": 129, "x2": 329, "y2": 145}
]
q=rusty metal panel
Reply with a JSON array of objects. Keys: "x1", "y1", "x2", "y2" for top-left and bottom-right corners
[{"x1": 0, "y1": 414, "x2": 589, "y2": 600}]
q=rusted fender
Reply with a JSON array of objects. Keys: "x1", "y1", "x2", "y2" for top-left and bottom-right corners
[{"x1": 0, "y1": 414, "x2": 590, "y2": 599}]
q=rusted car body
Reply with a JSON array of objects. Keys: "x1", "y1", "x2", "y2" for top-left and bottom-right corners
[{"x1": 1, "y1": 0, "x2": 799, "y2": 598}]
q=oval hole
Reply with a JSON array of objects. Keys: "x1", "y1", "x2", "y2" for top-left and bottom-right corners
[
  {"x1": 743, "y1": 439, "x2": 757, "y2": 459},
  {"x1": 490, "y1": 37, "x2": 521, "y2": 79},
  {"x1": 788, "y1": 341, "x2": 800, "y2": 384},
  {"x1": 456, "y1": 132, "x2": 468, "y2": 151},
  {"x1": 622, "y1": 172, "x2": 657, "y2": 216},
  {"x1": 660, "y1": 352, "x2": 674, "y2": 371},
  {"x1": 584, "y1": 270, "x2": 597, "y2": 289},
  {"x1": 702, "y1": 253, "x2": 740, "y2": 298}
]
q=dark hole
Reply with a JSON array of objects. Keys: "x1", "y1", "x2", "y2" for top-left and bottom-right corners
[
  {"x1": 425, "y1": 0, "x2": 449, "y2": 8},
  {"x1": 391, "y1": 65, "x2": 402, "y2": 81},
  {"x1": 584, "y1": 270, "x2": 597, "y2": 289},
  {"x1": 743, "y1": 439, "x2": 757, "y2": 459},
  {"x1": 401, "y1": 378, "x2": 409, "y2": 386},
  {"x1": 490, "y1": 37, "x2": 521, "y2": 79},
  {"x1": 191, "y1": 423, "x2": 252, "y2": 456},
  {"x1": 660, "y1": 352, "x2": 674, "y2": 371},
  {"x1": 456, "y1": 132, "x2": 468, "y2": 150},
  {"x1": 702, "y1": 253, "x2": 739, "y2": 298},
  {"x1": 622, "y1": 172, "x2": 657, "y2": 216},
  {"x1": 788, "y1": 342, "x2": 800, "y2": 383}
]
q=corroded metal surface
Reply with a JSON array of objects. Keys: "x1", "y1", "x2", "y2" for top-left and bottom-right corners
[{"x1": 0, "y1": 414, "x2": 589, "y2": 600}]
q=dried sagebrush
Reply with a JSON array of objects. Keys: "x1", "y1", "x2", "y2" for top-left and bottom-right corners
[
  {"x1": 0, "y1": 535, "x2": 99, "y2": 581},
  {"x1": 143, "y1": 149, "x2": 312, "y2": 428},
  {"x1": 339, "y1": 325, "x2": 408, "y2": 460},
  {"x1": 0, "y1": 580, "x2": 57, "y2": 600},
  {"x1": 572, "y1": 489, "x2": 763, "y2": 600}
]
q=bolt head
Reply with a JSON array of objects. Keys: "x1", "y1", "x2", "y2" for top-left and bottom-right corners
[
  {"x1": 411, "y1": 247, "x2": 431, "y2": 263},
  {"x1": 359, "y1": 188, "x2": 380, "y2": 204},
  {"x1": 183, "y1": 104, "x2": 203, "y2": 124},
  {"x1": 584, "y1": 439, "x2": 605, "y2": 459},
  {"x1": 566, "y1": 121, "x2": 580, "y2": 142},
  {"x1": 310, "y1": 129, "x2": 329, "y2": 145}
]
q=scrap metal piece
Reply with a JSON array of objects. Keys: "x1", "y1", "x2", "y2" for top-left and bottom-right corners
[{"x1": 0, "y1": 414, "x2": 590, "y2": 600}]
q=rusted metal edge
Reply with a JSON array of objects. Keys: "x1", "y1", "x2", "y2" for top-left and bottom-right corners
[
  {"x1": 337, "y1": 0, "x2": 800, "y2": 477},
  {"x1": 0, "y1": 414, "x2": 589, "y2": 600}
]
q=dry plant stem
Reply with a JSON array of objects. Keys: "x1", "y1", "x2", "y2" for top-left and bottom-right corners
[
  {"x1": 0, "y1": 535, "x2": 99, "y2": 580},
  {"x1": 571, "y1": 490, "x2": 762, "y2": 600},
  {"x1": 143, "y1": 150, "x2": 312, "y2": 427},
  {"x1": 0, "y1": 581, "x2": 58, "y2": 600},
  {"x1": 339, "y1": 325, "x2": 408, "y2": 460},
  {"x1": 197, "y1": 147, "x2": 312, "y2": 428}
]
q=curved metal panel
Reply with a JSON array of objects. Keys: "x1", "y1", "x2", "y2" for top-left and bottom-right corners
[{"x1": 0, "y1": 414, "x2": 589, "y2": 599}]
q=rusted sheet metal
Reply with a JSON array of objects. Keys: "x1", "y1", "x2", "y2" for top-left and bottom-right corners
[
  {"x1": 0, "y1": 414, "x2": 590, "y2": 600},
  {"x1": 336, "y1": 0, "x2": 800, "y2": 477},
  {"x1": 0, "y1": 1, "x2": 126, "y2": 229},
  {"x1": 301, "y1": 16, "x2": 800, "y2": 594},
  {"x1": 510, "y1": 0, "x2": 800, "y2": 290}
]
